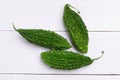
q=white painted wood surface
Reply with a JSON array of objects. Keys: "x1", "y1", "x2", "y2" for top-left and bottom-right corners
[
  {"x1": 0, "y1": 0, "x2": 120, "y2": 79},
  {"x1": 0, "y1": 31, "x2": 120, "y2": 74},
  {"x1": 0, "y1": 0, "x2": 120, "y2": 31},
  {"x1": 0, "y1": 75, "x2": 120, "y2": 80}
]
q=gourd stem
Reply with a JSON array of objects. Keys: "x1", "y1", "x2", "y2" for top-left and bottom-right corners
[
  {"x1": 93, "y1": 52, "x2": 104, "y2": 60},
  {"x1": 12, "y1": 23, "x2": 17, "y2": 31},
  {"x1": 67, "y1": 4, "x2": 80, "y2": 13}
]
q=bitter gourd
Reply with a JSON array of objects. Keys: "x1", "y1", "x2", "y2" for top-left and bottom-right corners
[
  {"x1": 13, "y1": 25, "x2": 71, "y2": 50},
  {"x1": 63, "y1": 4, "x2": 89, "y2": 53},
  {"x1": 41, "y1": 50, "x2": 94, "y2": 70}
]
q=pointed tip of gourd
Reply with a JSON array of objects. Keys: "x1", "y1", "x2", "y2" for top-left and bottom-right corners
[
  {"x1": 12, "y1": 23, "x2": 17, "y2": 31},
  {"x1": 77, "y1": 46, "x2": 88, "y2": 54},
  {"x1": 65, "y1": 4, "x2": 69, "y2": 6},
  {"x1": 93, "y1": 51, "x2": 104, "y2": 61},
  {"x1": 65, "y1": 4, "x2": 80, "y2": 14}
]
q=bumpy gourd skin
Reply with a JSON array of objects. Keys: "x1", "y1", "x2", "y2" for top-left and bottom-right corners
[
  {"x1": 16, "y1": 29, "x2": 71, "y2": 50},
  {"x1": 41, "y1": 50, "x2": 93, "y2": 70},
  {"x1": 63, "y1": 4, "x2": 89, "y2": 53}
]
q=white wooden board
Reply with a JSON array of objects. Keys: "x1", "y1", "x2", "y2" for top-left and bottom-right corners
[
  {"x1": 0, "y1": 75, "x2": 120, "y2": 80},
  {"x1": 0, "y1": 31, "x2": 120, "y2": 74},
  {"x1": 0, "y1": 0, "x2": 120, "y2": 31},
  {"x1": 1, "y1": 0, "x2": 120, "y2": 79}
]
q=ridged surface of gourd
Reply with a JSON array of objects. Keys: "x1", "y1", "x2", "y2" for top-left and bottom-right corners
[
  {"x1": 41, "y1": 50, "x2": 93, "y2": 70},
  {"x1": 63, "y1": 4, "x2": 89, "y2": 53},
  {"x1": 15, "y1": 29, "x2": 71, "y2": 50}
]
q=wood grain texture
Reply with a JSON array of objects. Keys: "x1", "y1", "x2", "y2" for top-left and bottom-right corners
[
  {"x1": 0, "y1": 31, "x2": 120, "y2": 74},
  {"x1": 0, "y1": 0, "x2": 120, "y2": 31}
]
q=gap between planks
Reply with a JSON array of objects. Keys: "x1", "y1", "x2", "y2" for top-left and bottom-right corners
[
  {"x1": 0, "y1": 73, "x2": 120, "y2": 76},
  {"x1": 1, "y1": 30, "x2": 120, "y2": 32}
]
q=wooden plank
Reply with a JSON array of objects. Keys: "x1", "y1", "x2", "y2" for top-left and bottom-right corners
[
  {"x1": 0, "y1": 0, "x2": 120, "y2": 31},
  {"x1": 0, "y1": 31, "x2": 120, "y2": 74},
  {"x1": 0, "y1": 75, "x2": 120, "y2": 80}
]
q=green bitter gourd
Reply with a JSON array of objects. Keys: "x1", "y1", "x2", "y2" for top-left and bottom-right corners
[
  {"x1": 41, "y1": 50, "x2": 103, "y2": 70},
  {"x1": 13, "y1": 24, "x2": 71, "y2": 50},
  {"x1": 63, "y1": 4, "x2": 89, "y2": 53}
]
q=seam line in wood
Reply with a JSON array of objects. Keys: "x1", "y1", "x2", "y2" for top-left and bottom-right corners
[
  {"x1": 1, "y1": 30, "x2": 120, "y2": 32},
  {"x1": 0, "y1": 73, "x2": 120, "y2": 76}
]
